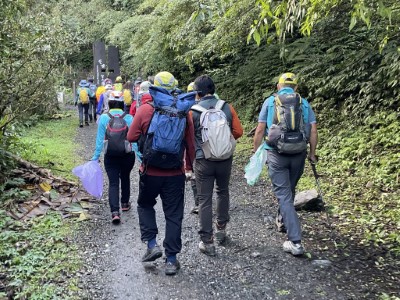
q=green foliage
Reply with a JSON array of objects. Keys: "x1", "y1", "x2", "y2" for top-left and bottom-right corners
[
  {"x1": 15, "y1": 114, "x2": 83, "y2": 180},
  {"x1": 298, "y1": 111, "x2": 400, "y2": 254},
  {"x1": 0, "y1": 211, "x2": 81, "y2": 299}
]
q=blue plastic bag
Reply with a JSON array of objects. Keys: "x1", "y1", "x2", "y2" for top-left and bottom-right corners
[
  {"x1": 244, "y1": 145, "x2": 268, "y2": 186},
  {"x1": 72, "y1": 160, "x2": 103, "y2": 198}
]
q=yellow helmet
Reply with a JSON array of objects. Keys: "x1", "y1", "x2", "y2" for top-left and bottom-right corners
[
  {"x1": 154, "y1": 71, "x2": 176, "y2": 90},
  {"x1": 187, "y1": 82, "x2": 195, "y2": 92},
  {"x1": 115, "y1": 76, "x2": 123, "y2": 83},
  {"x1": 278, "y1": 72, "x2": 298, "y2": 85}
]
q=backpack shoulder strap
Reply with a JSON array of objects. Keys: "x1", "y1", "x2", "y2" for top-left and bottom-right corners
[
  {"x1": 266, "y1": 96, "x2": 276, "y2": 129},
  {"x1": 191, "y1": 104, "x2": 207, "y2": 113},
  {"x1": 106, "y1": 112, "x2": 113, "y2": 119},
  {"x1": 301, "y1": 96, "x2": 309, "y2": 123},
  {"x1": 215, "y1": 100, "x2": 226, "y2": 110}
]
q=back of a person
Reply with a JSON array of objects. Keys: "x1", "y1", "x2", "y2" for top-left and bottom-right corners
[{"x1": 190, "y1": 74, "x2": 243, "y2": 257}]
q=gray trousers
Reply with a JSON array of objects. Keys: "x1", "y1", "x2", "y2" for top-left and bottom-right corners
[
  {"x1": 195, "y1": 157, "x2": 232, "y2": 242},
  {"x1": 267, "y1": 150, "x2": 306, "y2": 242}
]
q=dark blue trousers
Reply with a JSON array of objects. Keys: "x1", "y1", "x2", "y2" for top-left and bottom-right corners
[{"x1": 137, "y1": 173, "x2": 185, "y2": 256}]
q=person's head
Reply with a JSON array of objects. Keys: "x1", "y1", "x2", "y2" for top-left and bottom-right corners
[
  {"x1": 277, "y1": 72, "x2": 298, "y2": 91},
  {"x1": 115, "y1": 76, "x2": 123, "y2": 83},
  {"x1": 105, "y1": 84, "x2": 113, "y2": 91},
  {"x1": 134, "y1": 77, "x2": 142, "y2": 86},
  {"x1": 79, "y1": 79, "x2": 89, "y2": 87},
  {"x1": 154, "y1": 71, "x2": 176, "y2": 90},
  {"x1": 123, "y1": 81, "x2": 132, "y2": 90},
  {"x1": 88, "y1": 78, "x2": 94, "y2": 83},
  {"x1": 147, "y1": 75, "x2": 154, "y2": 84},
  {"x1": 139, "y1": 81, "x2": 151, "y2": 95},
  {"x1": 194, "y1": 75, "x2": 215, "y2": 98},
  {"x1": 104, "y1": 78, "x2": 112, "y2": 85},
  {"x1": 187, "y1": 82, "x2": 195, "y2": 92},
  {"x1": 108, "y1": 91, "x2": 124, "y2": 109}
]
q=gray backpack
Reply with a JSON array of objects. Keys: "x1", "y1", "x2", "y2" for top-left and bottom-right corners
[{"x1": 192, "y1": 100, "x2": 236, "y2": 161}]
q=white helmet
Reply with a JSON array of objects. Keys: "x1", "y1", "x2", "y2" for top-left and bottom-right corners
[
  {"x1": 139, "y1": 81, "x2": 152, "y2": 95},
  {"x1": 109, "y1": 91, "x2": 124, "y2": 101}
]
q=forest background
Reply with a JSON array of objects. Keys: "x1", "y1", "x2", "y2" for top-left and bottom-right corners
[{"x1": 0, "y1": 0, "x2": 399, "y2": 297}]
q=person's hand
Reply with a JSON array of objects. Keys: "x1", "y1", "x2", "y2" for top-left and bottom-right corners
[
  {"x1": 308, "y1": 154, "x2": 318, "y2": 164},
  {"x1": 185, "y1": 171, "x2": 194, "y2": 181}
]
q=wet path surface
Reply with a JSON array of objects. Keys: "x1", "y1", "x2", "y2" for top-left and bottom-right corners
[{"x1": 75, "y1": 121, "x2": 355, "y2": 300}]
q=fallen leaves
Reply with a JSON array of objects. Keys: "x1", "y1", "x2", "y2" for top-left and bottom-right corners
[{"x1": 4, "y1": 154, "x2": 98, "y2": 222}]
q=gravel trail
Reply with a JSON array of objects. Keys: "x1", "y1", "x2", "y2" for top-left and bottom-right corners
[{"x1": 73, "y1": 120, "x2": 391, "y2": 300}]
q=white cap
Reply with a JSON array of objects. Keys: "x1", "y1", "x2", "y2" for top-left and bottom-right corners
[{"x1": 139, "y1": 81, "x2": 152, "y2": 95}]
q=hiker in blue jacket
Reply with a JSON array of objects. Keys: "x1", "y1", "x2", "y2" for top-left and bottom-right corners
[
  {"x1": 91, "y1": 90, "x2": 136, "y2": 224},
  {"x1": 253, "y1": 73, "x2": 318, "y2": 256}
]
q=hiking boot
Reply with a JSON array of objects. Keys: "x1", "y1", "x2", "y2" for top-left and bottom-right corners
[
  {"x1": 85, "y1": 121, "x2": 89, "y2": 126},
  {"x1": 165, "y1": 259, "x2": 180, "y2": 276},
  {"x1": 79, "y1": 123, "x2": 83, "y2": 128},
  {"x1": 121, "y1": 202, "x2": 131, "y2": 212},
  {"x1": 111, "y1": 211, "x2": 121, "y2": 224},
  {"x1": 199, "y1": 241, "x2": 216, "y2": 256},
  {"x1": 190, "y1": 206, "x2": 199, "y2": 214},
  {"x1": 214, "y1": 222, "x2": 227, "y2": 245},
  {"x1": 141, "y1": 245, "x2": 162, "y2": 262},
  {"x1": 283, "y1": 241, "x2": 304, "y2": 256},
  {"x1": 275, "y1": 213, "x2": 287, "y2": 233}
]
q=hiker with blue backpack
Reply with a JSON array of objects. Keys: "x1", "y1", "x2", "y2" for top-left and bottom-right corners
[
  {"x1": 91, "y1": 90, "x2": 136, "y2": 224},
  {"x1": 127, "y1": 71, "x2": 196, "y2": 276},
  {"x1": 253, "y1": 72, "x2": 318, "y2": 256},
  {"x1": 190, "y1": 75, "x2": 243, "y2": 256}
]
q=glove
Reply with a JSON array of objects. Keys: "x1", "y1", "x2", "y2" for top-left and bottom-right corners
[{"x1": 185, "y1": 171, "x2": 194, "y2": 181}]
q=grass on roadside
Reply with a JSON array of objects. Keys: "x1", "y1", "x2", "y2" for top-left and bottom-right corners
[
  {"x1": 18, "y1": 114, "x2": 83, "y2": 180},
  {"x1": 0, "y1": 113, "x2": 84, "y2": 299}
]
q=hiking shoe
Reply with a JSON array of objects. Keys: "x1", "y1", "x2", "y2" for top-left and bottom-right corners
[
  {"x1": 190, "y1": 206, "x2": 199, "y2": 214},
  {"x1": 283, "y1": 241, "x2": 304, "y2": 256},
  {"x1": 121, "y1": 202, "x2": 131, "y2": 212},
  {"x1": 165, "y1": 259, "x2": 180, "y2": 276},
  {"x1": 199, "y1": 241, "x2": 216, "y2": 256},
  {"x1": 215, "y1": 223, "x2": 227, "y2": 245},
  {"x1": 111, "y1": 211, "x2": 121, "y2": 224},
  {"x1": 141, "y1": 245, "x2": 162, "y2": 262},
  {"x1": 79, "y1": 123, "x2": 83, "y2": 128},
  {"x1": 275, "y1": 214, "x2": 287, "y2": 233},
  {"x1": 85, "y1": 121, "x2": 89, "y2": 126}
]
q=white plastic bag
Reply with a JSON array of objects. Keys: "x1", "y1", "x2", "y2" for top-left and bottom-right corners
[
  {"x1": 244, "y1": 145, "x2": 267, "y2": 186},
  {"x1": 72, "y1": 160, "x2": 103, "y2": 198}
]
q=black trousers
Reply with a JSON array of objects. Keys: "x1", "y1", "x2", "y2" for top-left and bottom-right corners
[
  {"x1": 104, "y1": 153, "x2": 135, "y2": 213},
  {"x1": 137, "y1": 173, "x2": 185, "y2": 256}
]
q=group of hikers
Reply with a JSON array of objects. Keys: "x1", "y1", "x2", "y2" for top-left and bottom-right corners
[{"x1": 74, "y1": 71, "x2": 318, "y2": 276}]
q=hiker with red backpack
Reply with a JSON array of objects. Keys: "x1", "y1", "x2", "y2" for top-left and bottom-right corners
[
  {"x1": 75, "y1": 80, "x2": 95, "y2": 127},
  {"x1": 91, "y1": 90, "x2": 136, "y2": 224},
  {"x1": 127, "y1": 71, "x2": 196, "y2": 276},
  {"x1": 190, "y1": 75, "x2": 243, "y2": 256},
  {"x1": 253, "y1": 72, "x2": 318, "y2": 256}
]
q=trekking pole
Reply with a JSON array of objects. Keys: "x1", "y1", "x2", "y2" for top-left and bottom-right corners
[{"x1": 308, "y1": 158, "x2": 332, "y2": 228}]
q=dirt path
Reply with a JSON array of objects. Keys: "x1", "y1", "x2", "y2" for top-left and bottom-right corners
[{"x1": 74, "y1": 121, "x2": 398, "y2": 300}]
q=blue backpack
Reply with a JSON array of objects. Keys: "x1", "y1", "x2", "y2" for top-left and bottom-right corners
[{"x1": 139, "y1": 86, "x2": 196, "y2": 169}]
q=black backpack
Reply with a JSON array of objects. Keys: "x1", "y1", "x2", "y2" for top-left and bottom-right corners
[
  {"x1": 266, "y1": 93, "x2": 307, "y2": 154},
  {"x1": 104, "y1": 113, "x2": 131, "y2": 157}
]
